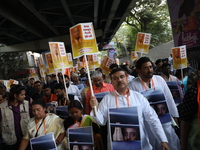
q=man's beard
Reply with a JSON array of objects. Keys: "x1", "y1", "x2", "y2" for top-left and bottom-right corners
[{"x1": 144, "y1": 72, "x2": 153, "y2": 78}]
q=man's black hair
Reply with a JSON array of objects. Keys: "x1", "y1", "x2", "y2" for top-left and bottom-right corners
[
  {"x1": 34, "y1": 81, "x2": 41, "y2": 84},
  {"x1": 109, "y1": 68, "x2": 127, "y2": 78},
  {"x1": 54, "y1": 83, "x2": 65, "y2": 90},
  {"x1": 161, "y1": 63, "x2": 171, "y2": 69},
  {"x1": 155, "y1": 59, "x2": 162, "y2": 65},
  {"x1": 109, "y1": 63, "x2": 118, "y2": 70},
  {"x1": 43, "y1": 84, "x2": 51, "y2": 89},
  {"x1": 136, "y1": 57, "x2": 152, "y2": 69}
]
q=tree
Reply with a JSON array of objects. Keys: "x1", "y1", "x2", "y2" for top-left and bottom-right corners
[
  {"x1": 0, "y1": 52, "x2": 29, "y2": 79},
  {"x1": 113, "y1": 0, "x2": 173, "y2": 56}
]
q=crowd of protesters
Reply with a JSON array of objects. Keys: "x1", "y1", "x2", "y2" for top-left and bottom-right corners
[{"x1": 0, "y1": 56, "x2": 199, "y2": 150}]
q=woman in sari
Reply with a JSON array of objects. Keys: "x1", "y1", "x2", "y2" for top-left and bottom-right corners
[
  {"x1": 64, "y1": 100, "x2": 104, "y2": 150},
  {"x1": 19, "y1": 98, "x2": 67, "y2": 150}
]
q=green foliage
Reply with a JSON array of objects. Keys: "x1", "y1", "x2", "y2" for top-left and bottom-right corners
[
  {"x1": 0, "y1": 52, "x2": 29, "y2": 79},
  {"x1": 113, "y1": 0, "x2": 172, "y2": 56}
]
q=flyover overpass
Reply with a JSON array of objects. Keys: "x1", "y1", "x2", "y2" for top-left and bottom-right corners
[{"x1": 0, "y1": 0, "x2": 137, "y2": 52}]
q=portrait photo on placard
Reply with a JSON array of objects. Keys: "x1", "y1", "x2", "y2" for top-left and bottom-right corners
[{"x1": 109, "y1": 107, "x2": 141, "y2": 150}]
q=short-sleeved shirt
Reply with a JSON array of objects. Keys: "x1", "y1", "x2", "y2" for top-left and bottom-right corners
[
  {"x1": 42, "y1": 94, "x2": 57, "y2": 103},
  {"x1": 86, "y1": 83, "x2": 114, "y2": 114}
]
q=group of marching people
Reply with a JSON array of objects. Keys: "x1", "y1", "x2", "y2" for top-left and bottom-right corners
[{"x1": 0, "y1": 56, "x2": 199, "y2": 150}]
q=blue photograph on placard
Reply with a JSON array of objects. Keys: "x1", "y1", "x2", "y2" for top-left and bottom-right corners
[
  {"x1": 141, "y1": 87, "x2": 172, "y2": 124},
  {"x1": 30, "y1": 132, "x2": 56, "y2": 150},
  {"x1": 68, "y1": 126, "x2": 94, "y2": 150},
  {"x1": 94, "y1": 91, "x2": 110, "y2": 103},
  {"x1": 109, "y1": 107, "x2": 141, "y2": 150},
  {"x1": 167, "y1": 81, "x2": 182, "y2": 104}
]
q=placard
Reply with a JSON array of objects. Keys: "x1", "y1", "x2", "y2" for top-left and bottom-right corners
[
  {"x1": 108, "y1": 107, "x2": 141, "y2": 150},
  {"x1": 30, "y1": 132, "x2": 57, "y2": 150},
  {"x1": 68, "y1": 126, "x2": 94, "y2": 150},
  {"x1": 166, "y1": 81, "x2": 182, "y2": 105},
  {"x1": 171, "y1": 45, "x2": 187, "y2": 69},
  {"x1": 135, "y1": 32, "x2": 151, "y2": 54},
  {"x1": 70, "y1": 22, "x2": 98, "y2": 59},
  {"x1": 49, "y1": 42, "x2": 69, "y2": 70},
  {"x1": 141, "y1": 88, "x2": 172, "y2": 124},
  {"x1": 45, "y1": 52, "x2": 56, "y2": 74}
]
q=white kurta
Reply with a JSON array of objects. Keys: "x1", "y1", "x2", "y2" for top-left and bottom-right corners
[
  {"x1": 128, "y1": 75, "x2": 180, "y2": 150},
  {"x1": 128, "y1": 74, "x2": 135, "y2": 82},
  {"x1": 67, "y1": 85, "x2": 81, "y2": 100},
  {"x1": 90, "y1": 90, "x2": 168, "y2": 150},
  {"x1": 128, "y1": 75, "x2": 179, "y2": 118}
]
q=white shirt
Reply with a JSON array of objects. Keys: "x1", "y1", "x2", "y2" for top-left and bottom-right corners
[
  {"x1": 67, "y1": 85, "x2": 81, "y2": 100},
  {"x1": 128, "y1": 74, "x2": 135, "y2": 82},
  {"x1": 128, "y1": 75, "x2": 180, "y2": 150},
  {"x1": 90, "y1": 90, "x2": 168, "y2": 150},
  {"x1": 128, "y1": 75, "x2": 179, "y2": 118}
]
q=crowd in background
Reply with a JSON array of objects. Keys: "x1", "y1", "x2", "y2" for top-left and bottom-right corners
[{"x1": 0, "y1": 55, "x2": 199, "y2": 150}]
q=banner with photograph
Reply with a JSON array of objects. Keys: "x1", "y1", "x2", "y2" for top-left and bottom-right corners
[
  {"x1": 108, "y1": 107, "x2": 141, "y2": 150},
  {"x1": 45, "y1": 53, "x2": 56, "y2": 74},
  {"x1": 108, "y1": 49, "x2": 117, "y2": 60},
  {"x1": 141, "y1": 88, "x2": 172, "y2": 124},
  {"x1": 49, "y1": 42, "x2": 69, "y2": 70},
  {"x1": 66, "y1": 53, "x2": 73, "y2": 68},
  {"x1": 70, "y1": 22, "x2": 98, "y2": 59},
  {"x1": 4, "y1": 79, "x2": 19, "y2": 89},
  {"x1": 166, "y1": 81, "x2": 182, "y2": 105},
  {"x1": 100, "y1": 55, "x2": 115, "y2": 75},
  {"x1": 171, "y1": 45, "x2": 187, "y2": 69},
  {"x1": 30, "y1": 132, "x2": 56, "y2": 150},
  {"x1": 38, "y1": 56, "x2": 45, "y2": 71},
  {"x1": 68, "y1": 126, "x2": 94, "y2": 150},
  {"x1": 131, "y1": 51, "x2": 138, "y2": 61},
  {"x1": 167, "y1": 0, "x2": 200, "y2": 48},
  {"x1": 29, "y1": 68, "x2": 37, "y2": 77},
  {"x1": 87, "y1": 54, "x2": 99, "y2": 71},
  {"x1": 38, "y1": 56, "x2": 46, "y2": 77},
  {"x1": 135, "y1": 32, "x2": 151, "y2": 54}
]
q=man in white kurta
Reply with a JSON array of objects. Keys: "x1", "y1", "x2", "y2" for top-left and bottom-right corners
[
  {"x1": 90, "y1": 68, "x2": 170, "y2": 150},
  {"x1": 64, "y1": 75, "x2": 81, "y2": 100},
  {"x1": 128, "y1": 57, "x2": 180, "y2": 150}
]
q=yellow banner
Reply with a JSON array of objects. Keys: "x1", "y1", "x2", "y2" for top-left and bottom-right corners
[
  {"x1": 100, "y1": 55, "x2": 115, "y2": 75},
  {"x1": 49, "y1": 42, "x2": 69, "y2": 69},
  {"x1": 135, "y1": 32, "x2": 151, "y2": 54},
  {"x1": 171, "y1": 45, "x2": 187, "y2": 69},
  {"x1": 66, "y1": 53, "x2": 73, "y2": 68},
  {"x1": 70, "y1": 22, "x2": 98, "y2": 59},
  {"x1": 38, "y1": 55, "x2": 46, "y2": 76},
  {"x1": 38, "y1": 57, "x2": 45, "y2": 71},
  {"x1": 131, "y1": 51, "x2": 138, "y2": 61},
  {"x1": 45, "y1": 53, "x2": 56, "y2": 74},
  {"x1": 29, "y1": 68, "x2": 37, "y2": 77}
]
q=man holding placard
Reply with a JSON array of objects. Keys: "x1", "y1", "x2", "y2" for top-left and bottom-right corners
[
  {"x1": 90, "y1": 68, "x2": 170, "y2": 150},
  {"x1": 128, "y1": 57, "x2": 180, "y2": 150}
]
